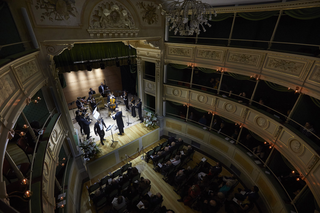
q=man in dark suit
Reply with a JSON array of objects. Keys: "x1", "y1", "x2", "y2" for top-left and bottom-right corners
[
  {"x1": 76, "y1": 97, "x2": 84, "y2": 110},
  {"x1": 122, "y1": 91, "x2": 129, "y2": 111},
  {"x1": 94, "y1": 118, "x2": 107, "y2": 145},
  {"x1": 88, "y1": 88, "x2": 96, "y2": 96},
  {"x1": 75, "y1": 110, "x2": 84, "y2": 135},
  {"x1": 98, "y1": 82, "x2": 105, "y2": 97},
  {"x1": 79, "y1": 114, "x2": 91, "y2": 139},
  {"x1": 136, "y1": 99, "x2": 144, "y2": 123},
  {"x1": 113, "y1": 108, "x2": 124, "y2": 135}
]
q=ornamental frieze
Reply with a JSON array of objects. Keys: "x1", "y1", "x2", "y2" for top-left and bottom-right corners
[
  {"x1": 197, "y1": 49, "x2": 222, "y2": 61},
  {"x1": 87, "y1": 0, "x2": 139, "y2": 37},
  {"x1": 309, "y1": 65, "x2": 320, "y2": 84},
  {"x1": 0, "y1": 74, "x2": 16, "y2": 107},
  {"x1": 264, "y1": 58, "x2": 304, "y2": 76},
  {"x1": 168, "y1": 47, "x2": 192, "y2": 57},
  {"x1": 15, "y1": 60, "x2": 38, "y2": 83},
  {"x1": 228, "y1": 53, "x2": 259, "y2": 66},
  {"x1": 136, "y1": 1, "x2": 159, "y2": 25}
]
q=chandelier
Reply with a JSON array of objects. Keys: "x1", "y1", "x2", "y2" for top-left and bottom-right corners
[{"x1": 159, "y1": 0, "x2": 216, "y2": 36}]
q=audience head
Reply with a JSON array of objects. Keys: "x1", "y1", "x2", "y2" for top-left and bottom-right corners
[
  {"x1": 220, "y1": 122, "x2": 225, "y2": 128},
  {"x1": 246, "y1": 134, "x2": 252, "y2": 140},
  {"x1": 226, "y1": 181, "x2": 233, "y2": 187},
  {"x1": 177, "y1": 170, "x2": 184, "y2": 176},
  {"x1": 305, "y1": 122, "x2": 313, "y2": 129},
  {"x1": 101, "y1": 82, "x2": 104, "y2": 86},
  {"x1": 178, "y1": 138, "x2": 182, "y2": 142},
  {"x1": 217, "y1": 192, "x2": 225, "y2": 199},
  {"x1": 164, "y1": 147, "x2": 169, "y2": 152},
  {"x1": 253, "y1": 185, "x2": 259, "y2": 192},
  {"x1": 90, "y1": 88, "x2": 93, "y2": 91},
  {"x1": 209, "y1": 200, "x2": 217, "y2": 207},
  {"x1": 175, "y1": 155, "x2": 180, "y2": 160},
  {"x1": 131, "y1": 167, "x2": 139, "y2": 175},
  {"x1": 187, "y1": 145, "x2": 192, "y2": 150},
  {"x1": 156, "y1": 192, "x2": 163, "y2": 199},
  {"x1": 171, "y1": 142, "x2": 175, "y2": 147},
  {"x1": 216, "y1": 162, "x2": 220, "y2": 167},
  {"x1": 144, "y1": 179, "x2": 151, "y2": 185}
]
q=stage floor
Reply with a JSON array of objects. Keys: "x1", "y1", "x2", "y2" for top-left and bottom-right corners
[{"x1": 69, "y1": 102, "x2": 160, "y2": 178}]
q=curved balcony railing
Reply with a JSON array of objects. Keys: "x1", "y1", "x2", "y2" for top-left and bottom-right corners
[
  {"x1": 165, "y1": 112, "x2": 303, "y2": 213},
  {"x1": 165, "y1": 79, "x2": 320, "y2": 152}
]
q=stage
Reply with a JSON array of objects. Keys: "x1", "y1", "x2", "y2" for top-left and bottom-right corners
[{"x1": 69, "y1": 102, "x2": 160, "y2": 179}]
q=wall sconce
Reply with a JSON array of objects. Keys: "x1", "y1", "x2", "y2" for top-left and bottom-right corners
[
  {"x1": 58, "y1": 192, "x2": 66, "y2": 201},
  {"x1": 56, "y1": 157, "x2": 67, "y2": 167},
  {"x1": 217, "y1": 67, "x2": 224, "y2": 72},
  {"x1": 19, "y1": 132, "x2": 26, "y2": 137},
  {"x1": 23, "y1": 124, "x2": 29, "y2": 129},
  {"x1": 188, "y1": 63, "x2": 195, "y2": 68},
  {"x1": 208, "y1": 111, "x2": 214, "y2": 115},
  {"x1": 295, "y1": 86, "x2": 300, "y2": 94},
  {"x1": 57, "y1": 200, "x2": 66, "y2": 208},
  {"x1": 264, "y1": 141, "x2": 267, "y2": 145},
  {"x1": 250, "y1": 74, "x2": 260, "y2": 80},
  {"x1": 183, "y1": 103, "x2": 191, "y2": 107},
  {"x1": 21, "y1": 178, "x2": 29, "y2": 186},
  {"x1": 23, "y1": 190, "x2": 32, "y2": 199}
]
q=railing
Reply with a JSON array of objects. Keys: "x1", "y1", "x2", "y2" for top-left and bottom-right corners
[
  {"x1": 144, "y1": 73, "x2": 155, "y2": 81},
  {"x1": 166, "y1": 79, "x2": 320, "y2": 151},
  {"x1": 168, "y1": 36, "x2": 320, "y2": 55},
  {"x1": 0, "y1": 41, "x2": 31, "y2": 50},
  {"x1": 165, "y1": 112, "x2": 301, "y2": 213},
  {"x1": 30, "y1": 112, "x2": 60, "y2": 213},
  {"x1": 144, "y1": 105, "x2": 155, "y2": 113}
]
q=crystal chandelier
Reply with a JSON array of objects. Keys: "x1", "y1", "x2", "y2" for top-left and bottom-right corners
[{"x1": 159, "y1": 0, "x2": 216, "y2": 36}]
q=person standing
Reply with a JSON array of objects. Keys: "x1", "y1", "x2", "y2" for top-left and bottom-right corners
[
  {"x1": 122, "y1": 91, "x2": 129, "y2": 111},
  {"x1": 94, "y1": 118, "x2": 107, "y2": 145},
  {"x1": 98, "y1": 82, "x2": 105, "y2": 97},
  {"x1": 130, "y1": 97, "x2": 136, "y2": 118},
  {"x1": 113, "y1": 108, "x2": 124, "y2": 135},
  {"x1": 75, "y1": 110, "x2": 84, "y2": 135},
  {"x1": 80, "y1": 114, "x2": 91, "y2": 139},
  {"x1": 87, "y1": 94, "x2": 96, "y2": 111},
  {"x1": 136, "y1": 99, "x2": 144, "y2": 123}
]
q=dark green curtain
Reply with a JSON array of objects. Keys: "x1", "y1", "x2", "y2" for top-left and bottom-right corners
[
  {"x1": 285, "y1": 7, "x2": 320, "y2": 20},
  {"x1": 58, "y1": 74, "x2": 66, "y2": 88},
  {"x1": 54, "y1": 42, "x2": 136, "y2": 73},
  {"x1": 238, "y1": 11, "x2": 279, "y2": 21},
  {"x1": 210, "y1": 13, "x2": 234, "y2": 21}
]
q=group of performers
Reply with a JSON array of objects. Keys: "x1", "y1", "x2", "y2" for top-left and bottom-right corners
[{"x1": 74, "y1": 84, "x2": 143, "y2": 145}]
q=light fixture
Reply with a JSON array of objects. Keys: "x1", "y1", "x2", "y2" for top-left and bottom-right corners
[
  {"x1": 159, "y1": 0, "x2": 215, "y2": 36},
  {"x1": 21, "y1": 178, "x2": 29, "y2": 185},
  {"x1": 23, "y1": 190, "x2": 32, "y2": 198}
]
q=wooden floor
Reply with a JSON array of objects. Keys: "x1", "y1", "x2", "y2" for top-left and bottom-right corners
[{"x1": 80, "y1": 141, "x2": 260, "y2": 213}]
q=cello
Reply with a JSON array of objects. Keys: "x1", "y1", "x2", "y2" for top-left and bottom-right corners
[{"x1": 109, "y1": 92, "x2": 117, "y2": 111}]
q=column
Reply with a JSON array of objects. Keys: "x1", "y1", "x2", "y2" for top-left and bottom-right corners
[
  {"x1": 136, "y1": 57, "x2": 145, "y2": 110},
  {"x1": 155, "y1": 60, "x2": 163, "y2": 116}
]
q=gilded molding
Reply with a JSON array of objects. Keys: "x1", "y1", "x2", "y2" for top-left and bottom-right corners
[
  {"x1": 0, "y1": 74, "x2": 16, "y2": 108},
  {"x1": 136, "y1": 1, "x2": 159, "y2": 25},
  {"x1": 167, "y1": 46, "x2": 193, "y2": 57},
  {"x1": 227, "y1": 52, "x2": 260, "y2": 67},
  {"x1": 264, "y1": 58, "x2": 305, "y2": 76},
  {"x1": 196, "y1": 49, "x2": 223, "y2": 61},
  {"x1": 43, "y1": 43, "x2": 74, "y2": 56},
  {"x1": 215, "y1": 0, "x2": 320, "y2": 13}
]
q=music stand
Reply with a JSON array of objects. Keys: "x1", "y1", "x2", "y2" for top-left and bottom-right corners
[{"x1": 107, "y1": 124, "x2": 118, "y2": 147}]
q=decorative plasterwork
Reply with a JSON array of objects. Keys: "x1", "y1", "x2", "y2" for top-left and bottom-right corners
[
  {"x1": 29, "y1": 0, "x2": 85, "y2": 27},
  {"x1": 167, "y1": 46, "x2": 193, "y2": 58},
  {"x1": 224, "y1": 102, "x2": 237, "y2": 113},
  {"x1": 227, "y1": 52, "x2": 261, "y2": 67},
  {"x1": 172, "y1": 89, "x2": 181, "y2": 97},
  {"x1": 0, "y1": 74, "x2": 16, "y2": 107},
  {"x1": 43, "y1": 43, "x2": 74, "y2": 56},
  {"x1": 14, "y1": 60, "x2": 38, "y2": 83},
  {"x1": 144, "y1": 79, "x2": 155, "y2": 95},
  {"x1": 197, "y1": 94, "x2": 207, "y2": 104},
  {"x1": 254, "y1": 116, "x2": 269, "y2": 129},
  {"x1": 87, "y1": 0, "x2": 139, "y2": 38},
  {"x1": 136, "y1": 1, "x2": 159, "y2": 26},
  {"x1": 265, "y1": 58, "x2": 304, "y2": 76},
  {"x1": 289, "y1": 139, "x2": 304, "y2": 155},
  {"x1": 196, "y1": 49, "x2": 223, "y2": 62}
]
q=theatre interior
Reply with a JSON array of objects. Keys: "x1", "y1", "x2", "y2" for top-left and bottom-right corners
[{"x1": 1, "y1": 0, "x2": 320, "y2": 212}]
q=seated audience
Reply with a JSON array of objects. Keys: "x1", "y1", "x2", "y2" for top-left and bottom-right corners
[
  {"x1": 235, "y1": 186, "x2": 259, "y2": 202},
  {"x1": 112, "y1": 196, "x2": 126, "y2": 211}
]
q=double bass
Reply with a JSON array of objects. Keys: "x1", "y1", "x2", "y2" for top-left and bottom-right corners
[{"x1": 109, "y1": 92, "x2": 117, "y2": 111}]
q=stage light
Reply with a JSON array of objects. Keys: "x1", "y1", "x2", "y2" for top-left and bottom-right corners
[
  {"x1": 87, "y1": 64, "x2": 92, "y2": 71},
  {"x1": 100, "y1": 63, "x2": 105, "y2": 69}
]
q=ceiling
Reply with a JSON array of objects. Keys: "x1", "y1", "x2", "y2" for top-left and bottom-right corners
[{"x1": 198, "y1": 0, "x2": 286, "y2": 7}]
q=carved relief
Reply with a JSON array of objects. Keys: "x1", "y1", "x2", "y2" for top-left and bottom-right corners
[
  {"x1": 289, "y1": 139, "x2": 303, "y2": 154},
  {"x1": 265, "y1": 58, "x2": 304, "y2": 76},
  {"x1": 45, "y1": 44, "x2": 74, "y2": 56},
  {"x1": 228, "y1": 53, "x2": 259, "y2": 66},
  {"x1": 15, "y1": 60, "x2": 38, "y2": 83},
  {"x1": 30, "y1": 0, "x2": 84, "y2": 26},
  {"x1": 136, "y1": 2, "x2": 159, "y2": 25},
  {"x1": 255, "y1": 116, "x2": 268, "y2": 129},
  {"x1": 88, "y1": 1, "x2": 139, "y2": 37},
  {"x1": 0, "y1": 74, "x2": 16, "y2": 107},
  {"x1": 168, "y1": 47, "x2": 192, "y2": 57},
  {"x1": 172, "y1": 89, "x2": 181, "y2": 97},
  {"x1": 224, "y1": 102, "x2": 236, "y2": 113},
  {"x1": 197, "y1": 95, "x2": 207, "y2": 103},
  {"x1": 197, "y1": 50, "x2": 222, "y2": 60}
]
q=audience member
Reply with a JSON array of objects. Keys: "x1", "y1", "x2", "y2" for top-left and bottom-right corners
[
  {"x1": 171, "y1": 155, "x2": 181, "y2": 166},
  {"x1": 111, "y1": 196, "x2": 126, "y2": 211},
  {"x1": 235, "y1": 186, "x2": 259, "y2": 202},
  {"x1": 198, "y1": 115, "x2": 207, "y2": 127},
  {"x1": 202, "y1": 199, "x2": 220, "y2": 213},
  {"x1": 300, "y1": 121, "x2": 316, "y2": 138}
]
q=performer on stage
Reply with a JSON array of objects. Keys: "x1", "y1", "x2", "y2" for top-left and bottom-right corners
[
  {"x1": 99, "y1": 82, "x2": 105, "y2": 97},
  {"x1": 80, "y1": 113, "x2": 91, "y2": 139},
  {"x1": 113, "y1": 108, "x2": 124, "y2": 135},
  {"x1": 122, "y1": 91, "x2": 129, "y2": 111},
  {"x1": 87, "y1": 94, "x2": 96, "y2": 111},
  {"x1": 130, "y1": 97, "x2": 136, "y2": 118},
  {"x1": 136, "y1": 99, "x2": 144, "y2": 123},
  {"x1": 88, "y1": 88, "x2": 96, "y2": 96},
  {"x1": 94, "y1": 118, "x2": 107, "y2": 145},
  {"x1": 75, "y1": 110, "x2": 84, "y2": 135},
  {"x1": 76, "y1": 97, "x2": 87, "y2": 114}
]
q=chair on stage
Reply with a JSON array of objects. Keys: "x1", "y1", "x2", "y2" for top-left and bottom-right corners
[{"x1": 93, "y1": 93, "x2": 101, "y2": 99}]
